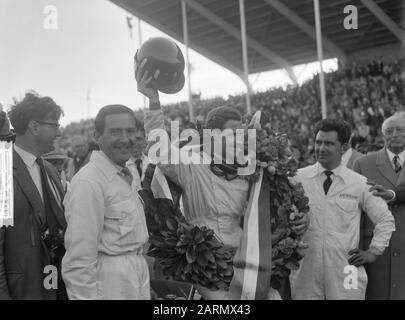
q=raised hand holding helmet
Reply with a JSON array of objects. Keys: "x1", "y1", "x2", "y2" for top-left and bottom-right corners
[{"x1": 134, "y1": 37, "x2": 185, "y2": 94}]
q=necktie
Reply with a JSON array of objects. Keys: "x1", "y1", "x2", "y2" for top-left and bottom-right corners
[
  {"x1": 393, "y1": 155, "x2": 402, "y2": 173},
  {"x1": 120, "y1": 167, "x2": 134, "y2": 186},
  {"x1": 323, "y1": 170, "x2": 333, "y2": 195},
  {"x1": 36, "y1": 157, "x2": 61, "y2": 236}
]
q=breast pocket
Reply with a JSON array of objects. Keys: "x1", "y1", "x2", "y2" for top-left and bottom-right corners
[
  {"x1": 335, "y1": 197, "x2": 358, "y2": 213},
  {"x1": 106, "y1": 199, "x2": 146, "y2": 246},
  {"x1": 335, "y1": 197, "x2": 359, "y2": 230}
]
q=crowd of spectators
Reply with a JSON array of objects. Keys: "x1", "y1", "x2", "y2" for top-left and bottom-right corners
[{"x1": 60, "y1": 60, "x2": 405, "y2": 165}]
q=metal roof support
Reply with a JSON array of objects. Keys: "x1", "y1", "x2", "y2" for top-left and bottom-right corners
[
  {"x1": 360, "y1": 0, "x2": 405, "y2": 46},
  {"x1": 137, "y1": 18, "x2": 147, "y2": 110},
  {"x1": 264, "y1": 0, "x2": 347, "y2": 64},
  {"x1": 183, "y1": 0, "x2": 298, "y2": 84},
  {"x1": 181, "y1": 0, "x2": 194, "y2": 122},
  {"x1": 239, "y1": 0, "x2": 251, "y2": 114},
  {"x1": 314, "y1": 0, "x2": 327, "y2": 119},
  {"x1": 109, "y1": 0, "x2": 245, "y2": 79}
]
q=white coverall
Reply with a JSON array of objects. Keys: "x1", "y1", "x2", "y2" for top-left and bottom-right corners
[
  {"x1": 290, "y1": 162, "x2": 395, "y2": 300},
  {"x1": 62, "y1": 151, "x2": 150, "y2": 300}
]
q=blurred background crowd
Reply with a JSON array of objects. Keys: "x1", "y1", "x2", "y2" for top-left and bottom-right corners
[{"x1": 16, "y1": 59, "x2": 404, "y2": 179}]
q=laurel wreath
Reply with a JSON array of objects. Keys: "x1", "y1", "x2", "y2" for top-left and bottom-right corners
[{"x1": 141, "y1": 114, "x2": 310, "y2": 291}]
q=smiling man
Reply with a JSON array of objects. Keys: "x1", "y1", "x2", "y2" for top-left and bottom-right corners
[
  {"x1": 290, "y1": 119, "x2": 395, "y2": 300},
  {"x1": 62, "y1": 105, "x2": 150, "y2": 300}
]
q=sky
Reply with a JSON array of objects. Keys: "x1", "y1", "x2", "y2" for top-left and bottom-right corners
[{"x1": 0, "y1": 0, "x2": 337, "y2": 126}]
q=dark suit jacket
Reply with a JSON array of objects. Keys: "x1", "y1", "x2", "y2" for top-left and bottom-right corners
[
  {"x1": 353, "y1": 148, "x2": 405, "y2": 300},
  {"x1": 393, "y1": 183, "x2": 405, "y2": 205},
  {"x1": 346, "y1": 149, "x2": 363, "y2": 170},
  {"x1": 0, "y1": 150, "x2": 67, "y2": 300}
]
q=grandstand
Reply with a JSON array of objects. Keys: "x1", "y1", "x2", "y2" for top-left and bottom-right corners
[
  {"x1": 61, "y1": 59, "x2": 405, "y2": 155},
  {"x1": 60, "y1": 0, "x2": 405, "y2": 161},
  {"x1": 110, "y1": 0, "x2": 404, "y2": 117},
  {"x1": 110, "y1": 0, "x2": 404, "y2": 77}
]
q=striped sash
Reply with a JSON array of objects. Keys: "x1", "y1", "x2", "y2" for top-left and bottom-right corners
[{"x1": 228, "y1": 168, "x2": 272, "y2": 299}]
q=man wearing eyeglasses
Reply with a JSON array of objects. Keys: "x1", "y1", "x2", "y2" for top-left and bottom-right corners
[
  {"x1": 353, "y1": 115, "x2": 405, "y2": 299},
  {"x1": 0, "y1": 92, "x2": 67, "y2": 300}
]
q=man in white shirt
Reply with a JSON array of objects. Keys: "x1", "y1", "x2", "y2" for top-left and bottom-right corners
[
  {"x1": 290, "y1": 118, "x2": 395, "y2": 300},
  {"x1": 62, "y1": 105, "x2": 150, "y2": 300},
  {"x1": 353, "y1": 115, "x2": 405, "y2": 299}
]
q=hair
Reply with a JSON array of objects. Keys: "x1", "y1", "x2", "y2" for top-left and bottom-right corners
[
  {"x1": 382, "y1": 115, "x2": 405, "y2": 133},
  {"x1": 314, "y1": 118, "x2": 352, "y2": 145},
  {"x1": 205, "y1": 106, "x2": 242, "y2": 130},
  {"x1": 8, "y1": 91, "x2": 63, "y2": 134},
  {"x1": 88, "y1": 140, "x2": 100, "y2": 152},
  {"x1": 365, "y1": 143, "x2": 383, "y2": 153},
  {"x1": 94, "y1": 104, "x2": 136, "y2": 133}
]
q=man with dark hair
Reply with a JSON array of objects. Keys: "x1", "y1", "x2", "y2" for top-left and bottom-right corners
[
  {"x1": 0, "y1": 92, "x2": 67, "y2": 300},
  {"x1": 62, "y1": 104, "x2": 150, "y2": 300},
  {"x1": 204, "y1": 105, "x2": 242, "y2": 130},
  {"x1": 353, "y1": 115, "x2": 405, "y2": 299},
  {"x1": 315, "y1": 119, "x2": 363, "y2": 169},
  {"x1": 290, "y1": 118, "x2": 395, "y2": 300}
]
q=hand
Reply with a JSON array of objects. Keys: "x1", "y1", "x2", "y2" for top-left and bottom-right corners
[
  {"x1": 367, "y1": 180, "x2": 395, "y2": 201},
  {"x1": 136, "y1": 58, "x2": 160, "y2": 103},
  {"x1": 348, "y1": 249, "x2": 377, "y2": 267},
  {"x1": 289, "y1": 213, "x2": 309, "y2": 236}
]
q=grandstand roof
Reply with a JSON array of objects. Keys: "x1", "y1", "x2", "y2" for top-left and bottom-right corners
[{"x1": 110, "y1": 0, "x2": 404, "y2": 80}]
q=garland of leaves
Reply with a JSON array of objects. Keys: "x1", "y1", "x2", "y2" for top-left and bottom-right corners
[
  {"x1": 248, "y1": 119, "x2": 310, "y2": 289},
  {"x1": 140, "y1": 166, "x2": 236, "y2": 290},
  {"x1": 141, "y1": 113, "x2": 310, "y2": 292}
]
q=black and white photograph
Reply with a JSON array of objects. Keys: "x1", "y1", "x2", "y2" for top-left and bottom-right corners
[{"x1": 0, "y1": 0, "x2": 404, "y2": 306}]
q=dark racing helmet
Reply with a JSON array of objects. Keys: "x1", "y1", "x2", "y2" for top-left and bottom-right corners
[{"x1": 135, "y1": 37, "x2": 185, "y2": 94}]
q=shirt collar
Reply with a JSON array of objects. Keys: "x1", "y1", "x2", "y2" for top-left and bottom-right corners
[
  {"x1": 129, "y1": 154, "x2": 149, "y2": 174},
  {"x1": 90, "y1": 151, "x2": 124, "y2": 181},
  {"x1": 386, "y1": 148, "x2": 405, "y2": 164},
  {"x1": 14, "y1": 144, "x2": 38, "y2": 168},
  {"x1": 309, "y1": 162, "x2": 349, "y2": 183},
  {"x1": 341, "y1": 148, "x2": 353, "y2": 167}
]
